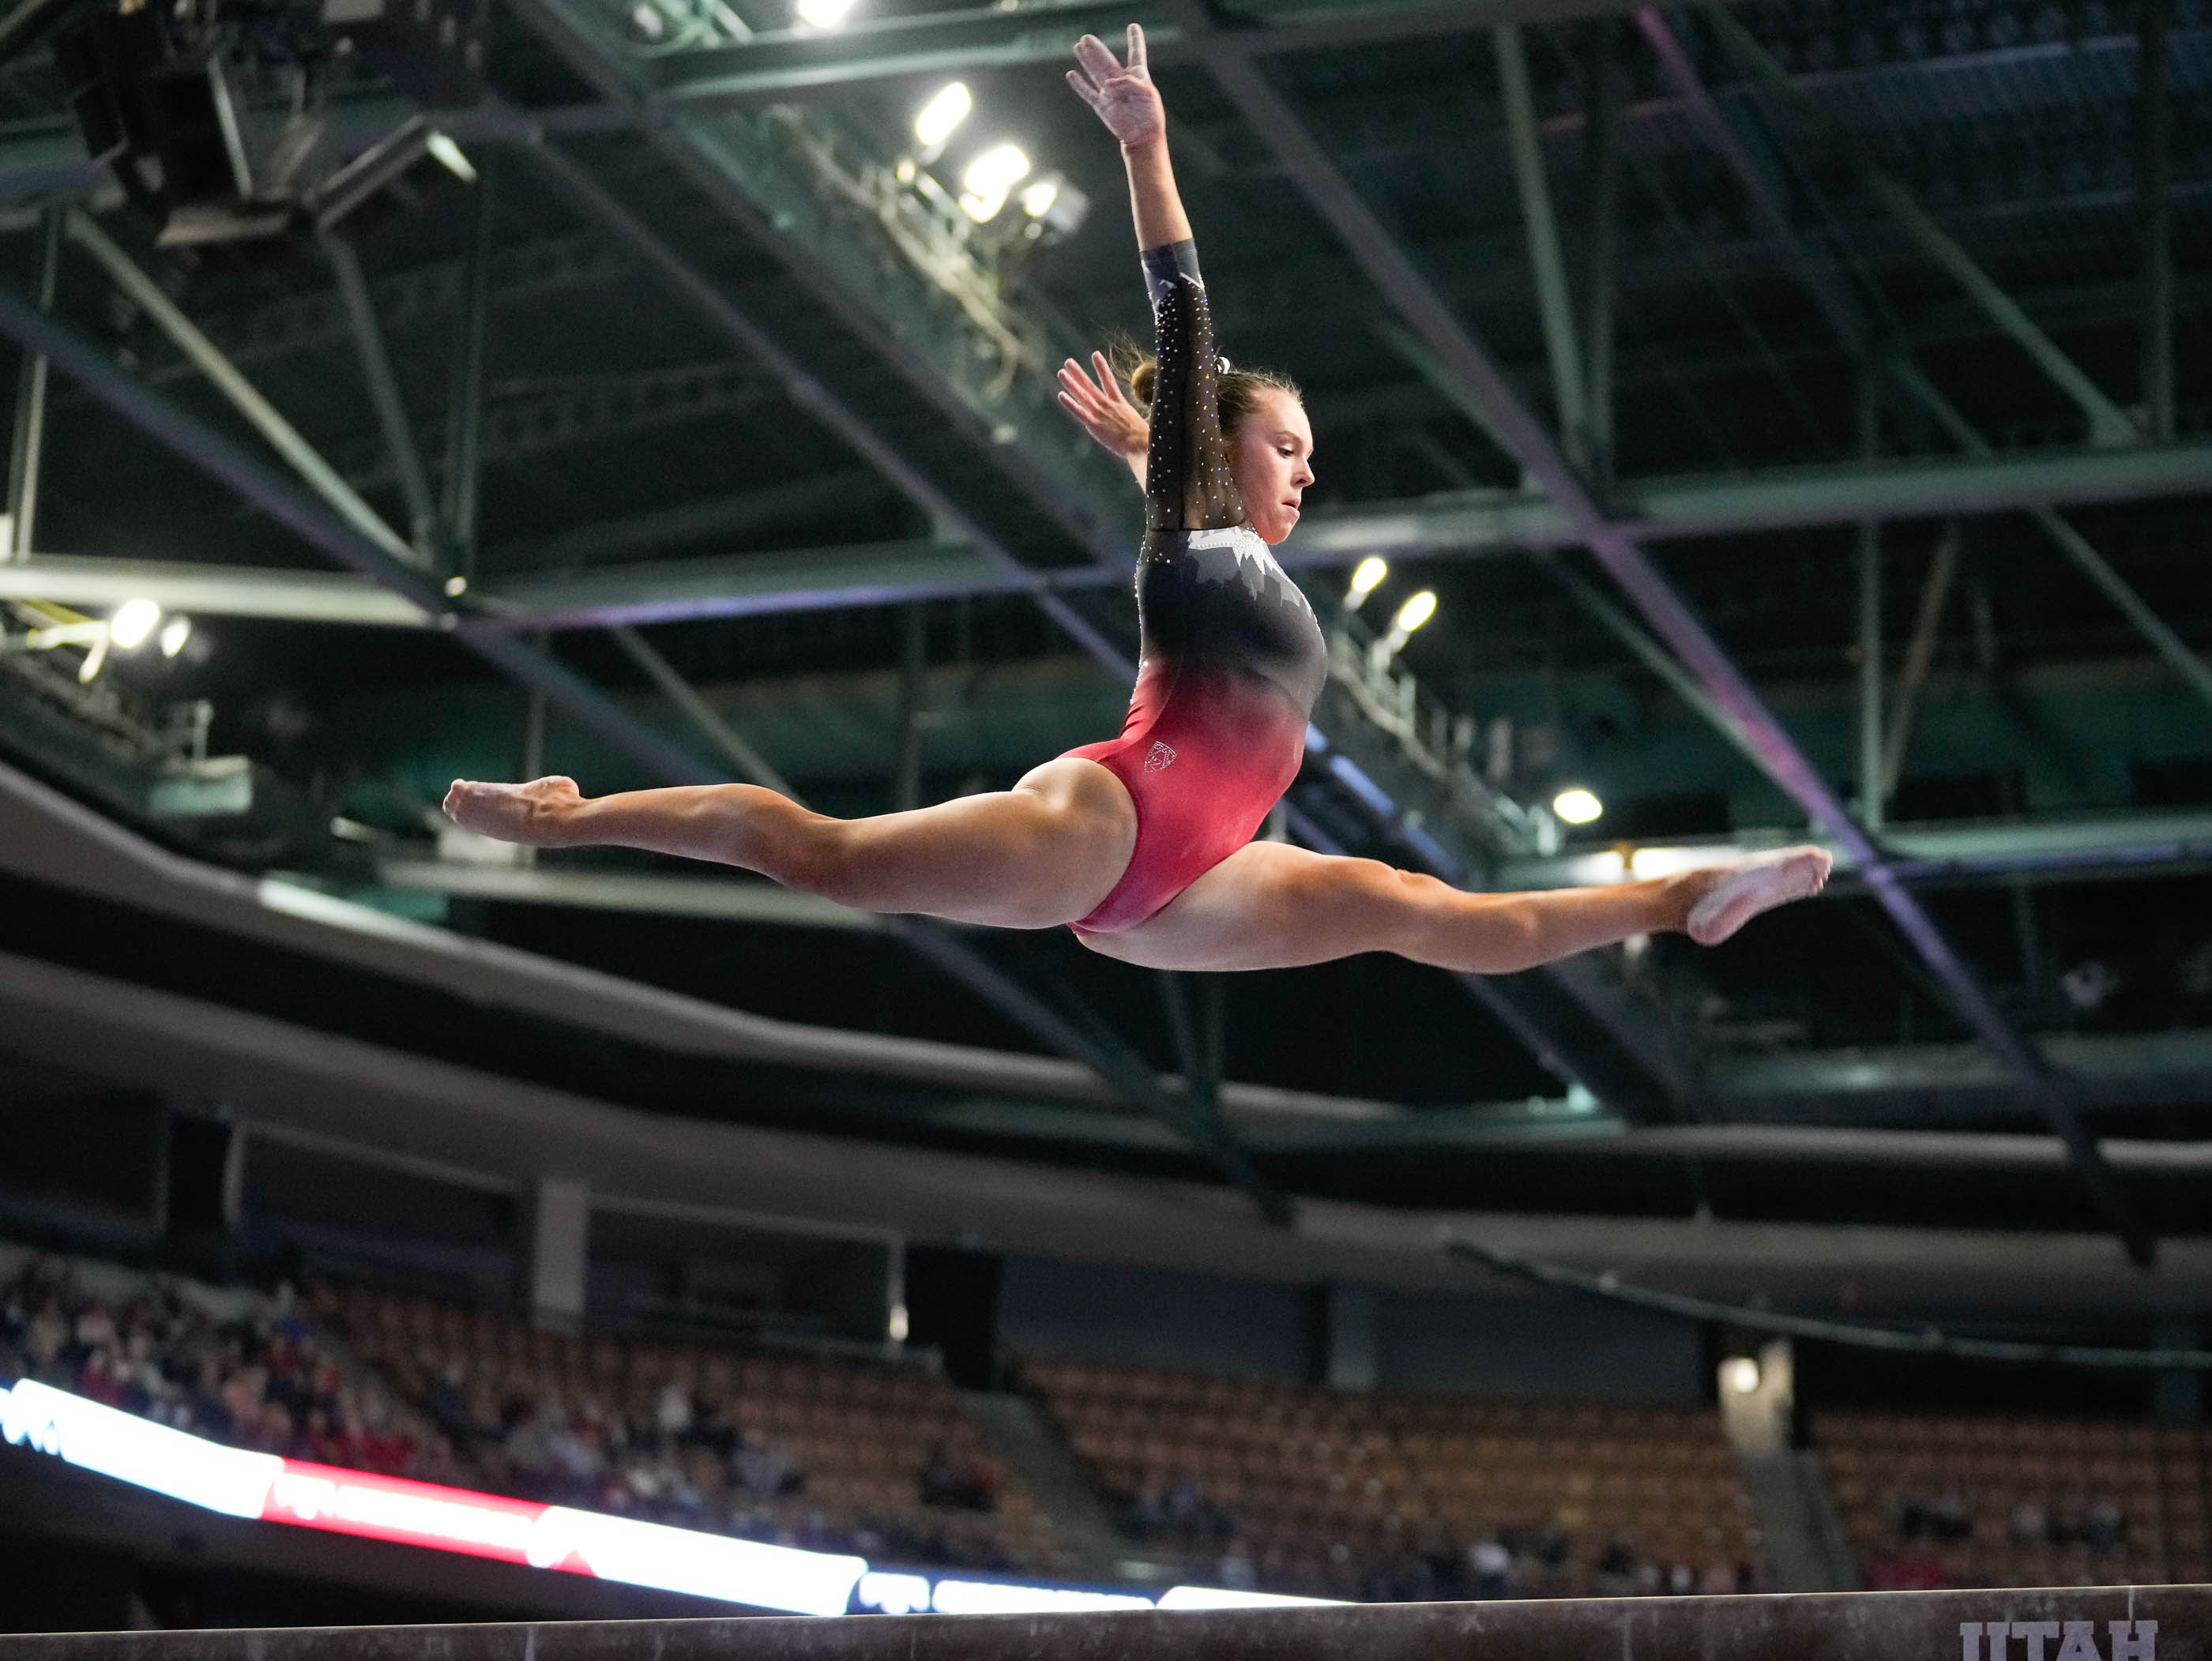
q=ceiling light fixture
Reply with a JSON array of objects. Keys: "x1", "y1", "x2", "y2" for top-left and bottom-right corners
[
  {"x1": 913, "y1": 82, "x2": 972, "y2": 151},
  {"x1": 108, "y1": 598, "x2": 161, "y2": 650},
  {"x1": 423, "y1": 131, "x2": 477, "y2": 183},
  {"x1": 958, "y1": 143, "x2": 1030, "y2": 221},
  {"x1": 1345, "y1": 556, "x2": 1386, "y2": 611},
  {"x1": 1552, "y1": 787, "x2": 1603, "y2": 825}
]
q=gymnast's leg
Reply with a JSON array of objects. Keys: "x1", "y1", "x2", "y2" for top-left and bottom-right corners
[
  {"x1": 1078, "y1": 840, "x2": 1830, "y2": 973},
  {"x1": 442, "y1": 759, "x2": 1138, "y2": 930}
]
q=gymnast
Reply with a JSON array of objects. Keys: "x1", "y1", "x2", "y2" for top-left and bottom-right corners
[{"x1": 443, "y1": 26, "x2": 1830, "y2": 972}]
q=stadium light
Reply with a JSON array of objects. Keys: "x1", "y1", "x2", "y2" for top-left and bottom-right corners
[
  {"x1": 158, "y1": 614, "x2": 193, "y2": 659},
  {"x1": 796, "y1": 0, "x2": 856, "y2": 25},
  {"x1": 1552, "y1": 787, "x2": 1603, "y2": 826},
  {"x1": 1344, "y1": 556, "x2": 1386, "y2": 611},
  {"x1": 424, "y1": 131, "x2": 477, "y2": 183},
  {"x1": 1376, "y1": 588, "x2": 1437, "y2": 660},
  {"x1": 1721, "y1": 1355, "x2": 1762, "y2": 1395},
  {"x1": 913, "y1": 82, "x2": 972, "y2": 150},
  {"x1": 108, "y1": 598, "x2": 160, "y2": 650},
  {"x1": 959, "y1": 144, "x2": 1030, "y2": 221}
]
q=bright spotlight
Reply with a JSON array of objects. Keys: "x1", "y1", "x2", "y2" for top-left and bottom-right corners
[
  {"x1": 1392, "y1": 589, "x2": 1436, "y2": 634},
  {"x1": 958, "y1": 143, "x2": 1030, "y2": 221},
  {"x1": 157, "y1": 614, "x2": 193, "y2": 659},
  {"x1": 1552, "y1": 787, "x2": 1603, "y2": 825},
  {"x1": 1018, "y1": 179, "x2": 1059, "y2": 219},
  {"x1": 796, "y1": 0, "x2": 856, "y2": 27},
  {"x1": 108, "y1": 598, "x2": 161, "y2": 650},
  {"x1": 424, "y1": 131, "x2": 477, "y2": 183},
  {"x1": 1721, "y1": 1355, "x2": 1762, "y2": 1396},
  {"x1": 913, "y1": 82, "x2": 972, "y2": 149},
  {"x1": 1345, "y1": 556, "x2": 1387, "y2": 611}
]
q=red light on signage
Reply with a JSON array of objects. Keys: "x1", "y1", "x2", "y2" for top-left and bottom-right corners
[{"x1": 265, "y1": 1460, "x2": 551, "y2": 1565}]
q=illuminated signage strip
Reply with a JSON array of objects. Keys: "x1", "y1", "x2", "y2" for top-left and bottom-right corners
[{"x1": 0, "y1": 1380, "x2": 1328, "y2": 1617}]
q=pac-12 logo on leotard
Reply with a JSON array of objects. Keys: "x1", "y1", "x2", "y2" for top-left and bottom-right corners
[{"x1": 1145, "y1": 742, "x2": 1176, "y2": 773}]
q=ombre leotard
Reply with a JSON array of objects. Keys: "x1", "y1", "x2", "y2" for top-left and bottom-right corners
[{"x1": 1062, "y1": 239, "x2": 1327, "y2": 935}]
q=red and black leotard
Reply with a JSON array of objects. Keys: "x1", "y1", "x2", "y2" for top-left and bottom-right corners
[{"x1": 1063, "y1": 238, "x2": 1327, "y2": 936}]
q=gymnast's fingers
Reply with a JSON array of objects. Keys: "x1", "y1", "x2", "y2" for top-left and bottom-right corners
[
  {"x1": 1064, "y1": 68, "x2": 1104, "y2": 111},
  {"x1": 1125, "y1": 21, "x2": 1146, "y2": 73},
  {"x1": 1071, "y1": 33, "x2": 1121, "y2": 85}
]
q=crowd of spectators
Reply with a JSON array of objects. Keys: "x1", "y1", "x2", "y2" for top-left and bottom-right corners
[
  {"x1": 1117, "y1": 1463, "x2": 1763, "y2": 1603},
  {"x1": 0, "y1": 1256, "x2": 1053, "y2": 1575},
  {"x1": 333, "y1": 1285, "x2": 1050, "y2": 1573},
  {"x1": 0, "y1": 1256, "x2": 462, "y2": 1482},
  {"x1": 1023, "y1": 1356, "x2": 1765, "y2": 1600},
  {"x1": 1821, "y1": 1408, "x2": 2204, "y2": 1590}
]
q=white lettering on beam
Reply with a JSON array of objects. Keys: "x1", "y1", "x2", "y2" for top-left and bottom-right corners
[{"x1": 1965, "y1": 1617, "x2": 2158, "y2": 1661}]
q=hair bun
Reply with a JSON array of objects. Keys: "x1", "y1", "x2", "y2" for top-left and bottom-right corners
[{"x1": 1127, "y1": 358, "x2": 1158, "y2": 408}]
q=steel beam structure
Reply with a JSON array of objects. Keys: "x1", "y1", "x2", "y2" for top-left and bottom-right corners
[
  {"x1": 638, "y1": 0, "x2": 1748, "y2": 111},
  {"x1": 517, "y1": 134, "x2": 1138, "y2": 680},
  {"x1": 609, "y1": 623, "x2": 793, "y2": 795},
  {"x1": 1580, "y1": 19, "x2": 1620, "y2": 487},
  {"x1": 0, "y1": 274, "x2": 1294, "y2": 1226},
  {"x1": 1855, "y1": 370, "x2": 1882, "y2": 829},
  {"x1": 8, "y1": 419, "x2": 2211, "y2": 629},
  {"x1": 1495, "y1": 21, "x2": 1587, "y2": 468},
  {"x1": 341, "y1": 361, "x2": 781, "y2": 493},
  {"x1": 1705, "y1": 9, "x2": 2138, "y2": 448},
  {"x1": 1640, "y1": 9, "x2": 2212, "y2": 723},
  {"x1": 62, "y1": 211, "x2": 427, "y2": 575},
  {"x1": 2139, "y1": 0, "x2": 2176, "y2": 443},
  {"x1": 445, "y1": 155, "x2": 498, "y2": 581},
  {"x1": 1185, "y1": 28, "x2": 2153, "y2": 1261},
  {"x1": 325, "y1": 233, "x2": 444, "y2": 562},
  {"x1": 3, "y1": 207, "x2": 58, "y2": 563}
]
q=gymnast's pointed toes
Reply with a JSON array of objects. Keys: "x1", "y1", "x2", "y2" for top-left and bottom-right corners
[{"x1": 1685, "y1": 846, "x2": 1834, "y2": 947}]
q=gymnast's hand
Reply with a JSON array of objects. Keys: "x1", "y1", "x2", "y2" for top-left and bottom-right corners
[
  {"x1": 1057, "y1": 351, "x2": 1149, "y2": 486},
  {"x1": 1066, "y1": 25, "x2": 1164, "y2": 148}
]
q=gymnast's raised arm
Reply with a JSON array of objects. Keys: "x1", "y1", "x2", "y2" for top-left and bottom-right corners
[
  {"x1": 1066, "y1": 25, "x2": 1188, "y2": 252},
  {"x1": 1066, "y1": 25, "x2": 1244, "y2": 539}
]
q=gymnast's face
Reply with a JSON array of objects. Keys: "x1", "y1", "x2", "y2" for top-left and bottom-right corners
[{"x1": 1232, "y1": 389, "x2": 1315, "y2": 546}]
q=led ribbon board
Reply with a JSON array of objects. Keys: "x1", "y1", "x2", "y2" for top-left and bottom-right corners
[{"x1": 1, "y1": 1379, "x2": 1325, "y2": 1616}]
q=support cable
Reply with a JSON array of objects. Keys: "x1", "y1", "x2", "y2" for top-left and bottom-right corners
[{"x1": 1444, "y1": 1234, "x2": 2212, "y2": 1370}]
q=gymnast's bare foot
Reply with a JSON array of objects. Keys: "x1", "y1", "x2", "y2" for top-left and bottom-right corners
[
  {"x1": 1674, "y1": 847, "x2": 1834, "y2": 946},
  {"x1": 443, "y1": 776, "x2": 586, "y2": 847}
]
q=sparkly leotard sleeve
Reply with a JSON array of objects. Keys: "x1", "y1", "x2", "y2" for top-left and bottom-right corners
[{"x1": 1061, "y1": 238, "x2": 1328, "y2": 935}]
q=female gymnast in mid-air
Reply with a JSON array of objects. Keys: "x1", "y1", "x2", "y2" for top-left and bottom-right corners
[{"x1": 445, "y1": 27, "x2": 1831, "y2": 972}]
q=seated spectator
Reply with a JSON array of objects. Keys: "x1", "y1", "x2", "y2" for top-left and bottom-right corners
[
  {"x1": 918, "y1": 1441, "x2": 997, "y2": 1511},
  {"x1": 732, "y1": 1428, "x2": 802, "y2": 1500},
  {"x1": 1590, "y1": 1539, "x2": 1639, "y2": 1597},
  {"x1": 1216, "y1": 1539, "x2": 1258, "y2": 1591},
  {"x1": 1467, "y1": 1537, "x2": 1518, "y2": 1599},
  {"x1": 2011, "y1": 1500, "x2": 2048, "y2": 1545},
  {"x1": 2084, "y1": 1499, "x2": 2125, "y2": 1550}
]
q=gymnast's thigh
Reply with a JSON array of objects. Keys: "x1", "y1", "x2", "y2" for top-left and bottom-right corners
[{"x1": 1075, "y1": 840, "x2": 1420, "y2": 971}]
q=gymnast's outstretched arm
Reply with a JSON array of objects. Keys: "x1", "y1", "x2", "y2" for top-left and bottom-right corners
[{"x1": 1067, "y1": 26, "x2": 1187, "y2": 250}]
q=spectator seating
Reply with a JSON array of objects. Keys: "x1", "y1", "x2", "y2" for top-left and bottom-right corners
[
  {"x1": 1021, "y1": 1354, "x2": 1762, "y2": 1599},
  {"x1": 1817, "y1": 1410, "x2": 2212, "y2": 1589},
  {"x1": 0, "y1": 1250, "x2": 1061, "y2": 1579},
  {"x1": 336, "y1": 1286, "x2": 1062, "y2": 1573}
]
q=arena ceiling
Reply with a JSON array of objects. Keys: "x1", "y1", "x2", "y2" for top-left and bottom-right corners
[{"x1": 0, "y1": 0, "x2": 2206, "y2": 1282}]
